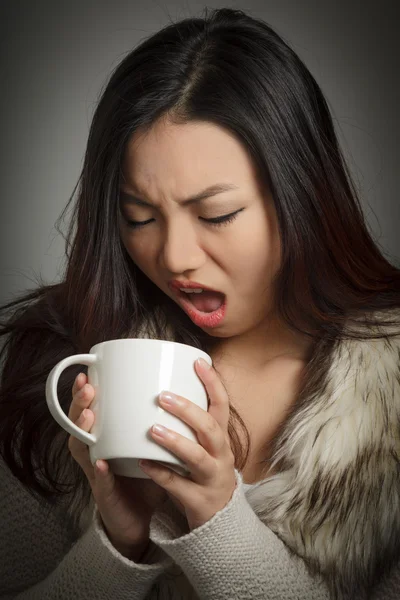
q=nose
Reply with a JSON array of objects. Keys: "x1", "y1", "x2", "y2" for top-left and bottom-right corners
[{"x1": 160, "y1": 218, "x2": 206, "y2": 274}]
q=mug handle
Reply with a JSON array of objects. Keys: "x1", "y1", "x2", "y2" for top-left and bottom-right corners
[{"x1": 45, "y1": 354, "x2": 98, "y2": 446}]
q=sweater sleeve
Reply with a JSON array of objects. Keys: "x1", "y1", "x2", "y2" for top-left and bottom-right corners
[
  {"x1": 149, "y1": 469, "x2": 331, "y2": 600},
  {"x1": 0, "y1": 459, "x2": 174, "y2": 600}
]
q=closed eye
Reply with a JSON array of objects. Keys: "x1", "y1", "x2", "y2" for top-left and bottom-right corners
[{"x1": 125, "y1": 208, "x2": 244, "y2": 230}]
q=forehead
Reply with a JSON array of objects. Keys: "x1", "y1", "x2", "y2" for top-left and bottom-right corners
[
  {"x1": 119, "y1": 182, "x2": 241, "y2": 208},
  {"x1": 120, "y1": 119, "x2": 259, "y2": 196}
]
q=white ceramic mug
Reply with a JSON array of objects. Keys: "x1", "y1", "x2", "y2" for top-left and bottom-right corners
[{"x1": 45, "y1": 338, "x2": 212, "y2": 479}]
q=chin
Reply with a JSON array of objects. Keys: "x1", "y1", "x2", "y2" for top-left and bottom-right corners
[{"x1": 199, "y1": 324, "x2": 234, "y2": 338}]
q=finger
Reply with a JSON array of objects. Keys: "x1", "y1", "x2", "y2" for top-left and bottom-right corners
[
  {"x1": 72, "y1": 372, "x2": 86, "y2": 397},
  {"x1": 93, "y1": 459, "x2": 119, "y2": 508},
  {"x1": 150, "y1": 423, "x2": 215, "y2": 481},
  {"x1": 195, "y1": 358, "x2": 230, "y2": 434},
  {"x1": 68, "y1": 408, "x2": 96, "y2": 485},
  {"x1": 159, "y1": 389, "x2": 226, "y2": 458},
  {"x1": 140, "y1": 459, "x2": 197, "y2": 505},
  {"x1": 68, "y1": 380, "x2": 95, "y2": 424}
]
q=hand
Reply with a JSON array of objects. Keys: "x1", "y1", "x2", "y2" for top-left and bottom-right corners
[
  {"x1": 138, "y1": 357, "x2": 237, "y2": 531},
  {"x1": 68, "y1": 373, "x2": 168, "y2": 557}
]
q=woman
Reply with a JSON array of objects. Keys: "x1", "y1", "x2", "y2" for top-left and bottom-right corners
[{"x1": 1, "y1": 7, "x2": 399, "y2": 599}]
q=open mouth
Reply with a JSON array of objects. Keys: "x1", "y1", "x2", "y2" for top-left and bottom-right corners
[{"x1": 177, "y1": 289, "x2": 225, "y2": 313}]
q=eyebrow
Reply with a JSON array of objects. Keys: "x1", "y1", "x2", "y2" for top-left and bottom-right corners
[{"x1": 119, "y1": 183, "x2": 240, "y2": 207}]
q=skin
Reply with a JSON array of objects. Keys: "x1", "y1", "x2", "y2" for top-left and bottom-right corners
[
  {"x1": 109, "y1": 117, "x2": 312, "y2": 527},
  {"x1": 69, "y1": 118, "x2": 314, "y2": 545},
  {"x1": 118, "y1": 117, "x2": 312, "y2": 369}
]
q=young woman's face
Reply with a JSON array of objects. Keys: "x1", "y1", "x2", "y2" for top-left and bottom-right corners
[{"x1": 119, "y1": 118, "x2": 282, "y2": 339}]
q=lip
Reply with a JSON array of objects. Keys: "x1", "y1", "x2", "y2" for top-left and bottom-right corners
[
  {"x1": 167, "y1": 279, "x2": 226, "y2": 328},
  {"x1": 168, "y1": 279, "x2": 223, "y2": 293}
]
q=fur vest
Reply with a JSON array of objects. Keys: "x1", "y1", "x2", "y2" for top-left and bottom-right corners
[{"x1": 245, "y1": 308, "x2": 400, "y2": 598}]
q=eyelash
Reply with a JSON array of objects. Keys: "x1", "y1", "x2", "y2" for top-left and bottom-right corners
[{"x1": 125, "y1": 209, "x2": 244, "y2": 230}]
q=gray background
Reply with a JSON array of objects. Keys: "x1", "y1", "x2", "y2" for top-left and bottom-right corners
[{"x1": 0, "y1": 1, "x2": 398, "y2": 305}]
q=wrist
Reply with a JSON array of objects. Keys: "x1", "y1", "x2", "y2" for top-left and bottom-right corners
[
  {"x1": 101, "y1": 521, "x2": 151, "y2": 562},
  {"x1": 112, "y1": 537, "x2": 151, "y2": 562}
]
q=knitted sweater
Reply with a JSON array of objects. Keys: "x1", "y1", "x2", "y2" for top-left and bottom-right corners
[{"x1": 0, "y1": 457, "x2": 399, "y2": 599}]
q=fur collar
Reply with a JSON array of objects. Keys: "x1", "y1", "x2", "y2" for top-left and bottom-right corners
[{"x1": 246, "y1": 309, "x2": 400, "y2": 599}]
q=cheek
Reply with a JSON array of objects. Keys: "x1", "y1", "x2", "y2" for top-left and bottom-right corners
[
  {"x1": 229, "y1": 221, "x2": 278, "y2": 278},
  {"x1": 121, "y1": 232, "x2": 155, "y2": 272}
]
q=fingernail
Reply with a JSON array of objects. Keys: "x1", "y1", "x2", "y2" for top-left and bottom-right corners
[
  {"x1": 196, "y1": 357, "x2": 211, "y2": 369},
  {"x1": 95, "y1": 460, "x2": 107, "y2": 474},
  {"x1": 152, "y1": 423, "x2": 168, "y2": 437},
  {"x1": 159, "y1": 391, "x2": 180, "y2": 405},
  {"x1": 139, "y1": 459, "x2": 151, "y2": 470}
]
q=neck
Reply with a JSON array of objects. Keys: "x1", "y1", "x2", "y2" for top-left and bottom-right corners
[{"x1": 207, "y1": 315, "x2": 314, "y2": 371}]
